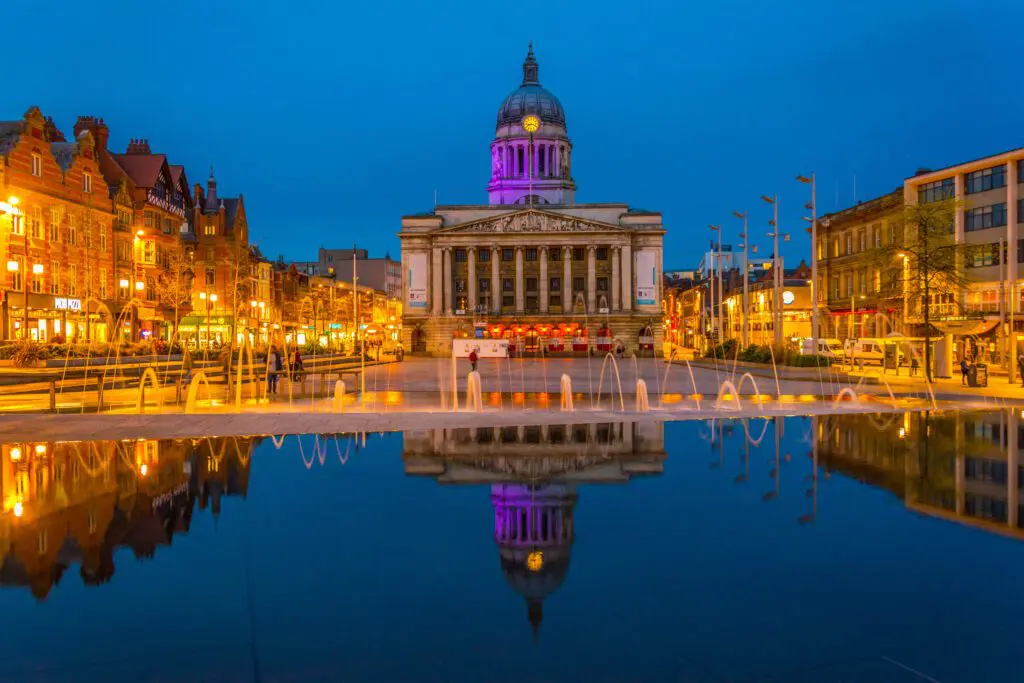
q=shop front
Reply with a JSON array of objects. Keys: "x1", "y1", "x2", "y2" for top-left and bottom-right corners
[
  {"x1": 2, "y1": 293, "x2": 113, "y2": 342},
  {"x1": 177, "y1": 314, "x2": 235, "y2": 349}
]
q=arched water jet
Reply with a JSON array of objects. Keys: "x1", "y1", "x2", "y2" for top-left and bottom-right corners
[
  {"x1": 595, "y1": 353, "x2": 625, "y2": 412},
  {"x1": 636, "y1": 378, "x2": 650, "y2": 412},
  {"x1": 233, "y1": 337, "x2": 258, "y2": 411},
  {"x1": 333, "y1": 380, "x2": 346, "y2": 412},
  {"x1": 559, "y1": 374, "x2": 574, "y2": 412},
  {"x1": 184, "y1": 371, "x2": 214, "y2": 413},
  {"x1": 136, "y1": 367, "x2": 162, "y2": 414},
  {"x1": 736, "y1": 372, "x2": 764, "y2": 413},
  {"x1": 684, "y1": 359, "x2": 701, "y2": 410},
  {"x1": 767, "y1": 345, "x2": 783, "y2": 404},
  {"x1": 465, "y1": 370, "x2": 483, "y2": 412},
  {"x1": 715, "y1": 380, "x2": 742, "y2": 411},
  {"x1": 833, "y1": 387, "x2": 859, "y2": 408}
]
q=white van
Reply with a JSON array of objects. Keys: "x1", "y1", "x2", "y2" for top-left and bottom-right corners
[
  {"x1": 800, "y1": 337, "x2": 845, "y2": 359},
  {"x1": 850, "y1": 338, "x2": 886, "y2": 366}
]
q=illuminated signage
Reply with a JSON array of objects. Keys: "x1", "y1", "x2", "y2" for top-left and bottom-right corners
[
  {"x1": 54, "y1": 297, "x2": 82, "y2": 311},
  {"x1": 782, "y1": 291, "x2": 795, "y2": 305}
]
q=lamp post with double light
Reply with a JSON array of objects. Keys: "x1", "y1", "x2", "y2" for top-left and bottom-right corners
[
  {"x1": 733, "y1": 211, "x2": 756, "y2": 349},
  {"x1": 708, "y1": 225, "x2": 725, "y2": 345},
  {"x1": 796, "y1": 174, "x2": 818, "y2": 357}
]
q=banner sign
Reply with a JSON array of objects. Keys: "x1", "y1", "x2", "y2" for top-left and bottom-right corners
[
  {"x1": 407, "y1": 252, "x2": 428, "y2": 309},
  {"x1": 635, "y1": 250, "x2": 656, "y2": 305},
  {"x1": 453, "y1": 339, "x2": 509, "y2": 358}
]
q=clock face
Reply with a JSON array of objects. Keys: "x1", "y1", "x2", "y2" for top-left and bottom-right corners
[
  {"x1": 782, "y1": 290, "x2": 795, "y2": 305},
  {"x1": 521, "y1": 114, "x2": 540, "y2": 133}
]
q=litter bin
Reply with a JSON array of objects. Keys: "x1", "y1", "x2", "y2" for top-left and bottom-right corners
[{"x1": 967, "y1": 363, "x2": 988, "y2": 388}]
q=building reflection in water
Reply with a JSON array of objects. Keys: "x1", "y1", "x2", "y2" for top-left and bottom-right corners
[
  {"x1": 0, "y1": 436, "x2": 257, "y2": 599},
  {"x1": 814, "y1": 410, "x2": 1023, "y2": 537},
  {"x1": 403, "y1": 421, "x2": 667, "y2": 639}
]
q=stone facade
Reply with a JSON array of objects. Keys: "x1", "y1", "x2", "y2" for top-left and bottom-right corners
[{"x1": 400, "y1": 48, "x2": 664, "y2": 356}]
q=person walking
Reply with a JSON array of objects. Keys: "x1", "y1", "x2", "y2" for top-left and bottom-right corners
[
  {"x1": 469, "y1": 348, "x2": 479, "y2": 373},
  {"x1": 960, "y1": 357, "x2": 970, "y2": 386},
  {"x1": 267, "y1": 346, "x2": 282, "y2": 396},
  {"x1": 1017, "y1": 351, "x2": 1024, "y2": 387}
]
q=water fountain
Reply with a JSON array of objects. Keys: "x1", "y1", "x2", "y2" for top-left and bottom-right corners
[
  {"x1": 233, "y1": 337, "x2": 259, "y2": 411},
  {"x1": 559, "y1": 374, "x2": 574, "y2": 412},
  {"x1": 449, "y1": 353, "x2": 460, "y2": 411},
  {"x1": 184, "y1": 371, "x2": 213, "y2": 414},
  {"x1": 832, "y1": 387, "x2": 859, "y2": 407},
  {"x1": 595, "y1": 352, "x2": 625, "y2": 411},
  {"x1": 465, "y1": 370, "x2": 483, "y2": 412},
  {"x1": 136, "y1": 367, "x2": 162, "y2": 414},
  {"x1": 333, "y1": 380, "x2": 346, "y2": 412},
  {"x1": 767, "y1": 345, "x2": 784, "y2": 405},
  {"x1": 636, "y1": 378, "x2": 650, "y2": 412},
  {"x1": 714, "y1": 380, "x2": 742, "y2": 411}
]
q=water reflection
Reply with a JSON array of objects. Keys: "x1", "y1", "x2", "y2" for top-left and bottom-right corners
[
  {"x1": 0, "y1": 437, "x2": 257, "y2": 598},
  {"x1": 404, "y1": 422, "x2": 666, "y2": 638}
]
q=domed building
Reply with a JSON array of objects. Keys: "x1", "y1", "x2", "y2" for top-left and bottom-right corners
[{"x1": 399, "y1": 47, "x2": 665, "y2": 357}]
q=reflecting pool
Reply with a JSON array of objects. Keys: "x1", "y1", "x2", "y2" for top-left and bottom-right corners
[{"x1": 2, "y1": 410, "x2": 1023, "y2": 682}]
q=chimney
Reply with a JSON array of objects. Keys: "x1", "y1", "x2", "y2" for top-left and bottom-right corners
[
  {"x1": 126, "y1": 138, "x2": 151, "y2": 154},
  {"x1": 73, "y1": 116, "x2": 110, "y2": 151},
  {"x1": 914, "y1": 167, "x2": 933, "y2": 177}
]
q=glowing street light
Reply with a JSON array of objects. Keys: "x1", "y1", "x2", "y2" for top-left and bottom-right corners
[{"x1": 522, "y1": 114, "x2": 541, "y2": 210}]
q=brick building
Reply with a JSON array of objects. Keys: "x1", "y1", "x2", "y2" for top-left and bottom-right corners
[{"x1": 0, "y1": 107, "x2": 117, "y2": 341}]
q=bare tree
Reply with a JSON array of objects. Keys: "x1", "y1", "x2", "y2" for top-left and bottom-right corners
[{"x1": 155, "y1": 245, "x2": 194, "y2": 345}]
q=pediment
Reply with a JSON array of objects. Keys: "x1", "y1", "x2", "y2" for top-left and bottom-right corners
[{"x1": 436, "y1": 209, "x2": 624, "y2": 235}]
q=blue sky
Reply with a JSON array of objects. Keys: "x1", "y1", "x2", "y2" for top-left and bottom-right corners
[{"x1": 5, "y1": 0, "x2": 1023, "y2": 268}]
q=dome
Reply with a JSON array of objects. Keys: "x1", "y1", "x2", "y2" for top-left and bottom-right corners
[{"x1": 496, "y1": 45, "x2": 566, "y2": 131}]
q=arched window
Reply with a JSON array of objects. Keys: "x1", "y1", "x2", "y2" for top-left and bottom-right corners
[{"x1": 517, "y1": 146, "x2": 524, "y2": 177}]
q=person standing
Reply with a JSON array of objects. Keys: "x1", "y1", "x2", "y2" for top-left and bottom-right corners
[
  {"x1": 1017, "y1": 351, "x2": 1024, "y2": 387},
  {"x1": 960, "y1": 357, "x2": 970, "y2": 386},
  {"x1": 469, "y1": 348, "x2": 478, "y2": 372},
  {"x1": 181, "y1": 350, "x2": 193, "y2": 386},
  {"x1": 267, "y1": 346, "x2": 282, "y2": 396}
]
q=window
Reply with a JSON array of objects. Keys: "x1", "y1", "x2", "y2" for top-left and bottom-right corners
[
  {"x1": 572, "y1": 247, "x2": 585, "y2": 261},
  {"x1": 831, "y1": 239, "x2": 839, "y2": 257},
  {"x1": 142, "y1": 240, "x2": 155, "y2": 264},
  {"x1": 49, "y1": 207, "x2": 61, "y2": 241},
  {"x1": 50, "y1": 260, "x2": 60, "y2": 294},
  {"x1": 550, "y1": 277, "x2": 560, "y2": 291},
  {"x1": 31, "y1": 153, "x2": 42, "y2": 177},
  {"x1": 29, "y1": 206, "x2": 42, "y2": 239},
  {"x1": 965, "y1": 166, "x2": 1006, "y2": 194},
  {"x1": 844, "y1": 273, "x2": 853, "y2": 297},
  {"x1": 550, "y1": 247, "x2": 561, "y2": 260},
  {"x1": 502, "y1": 248, "x2": 513, "y2": 262},
  {"x1": 145, "y1": 276, "x2": 155, "y2": 301},
  {"x1": 816, "y1": 240, "x2": 823, "y2": 260},
  {"x1": 30, "y1": 266, "x2": 42, "y2": 293},
  {"x1": 572, "y1": 276, "x2": 584, "y2": 292},
  {"x1": 479, "y1": 249, "x2": 490, "y2": 262},
  {"x1": 596, "y1": 247, "x2": 608, "y2": 260},
  {"x1": 162, "y1": 217, "x2": 172, "y2": 234},
  {"x1": 502, "y1": 295, "x2": 514, "y2": 307},
  {"x1": 597, "y1": 276, "x2": 608, "y2": 292},
  {"x1": 10, "y1": 256, "x2": 22, "y2": 290},
  {"x1": 965, "y1": 203, "x2": 1007, "y2": 232},
  {"x1": 858, "y1": 229, "x2": 866, "y2": 252},
  {"x1": 969, "y1": 243, "x2": 1001, "y2": 269},
  {"x1": 525, "y1": 277, "x2": 537, "y2": 291},
  {"x1": 68, "y1": 264, "x2": 77, "y2": 296},
  {"x1": 115, "y1": 208, "x2": 131, "y2": 231},
  {"x1": 919, "y1": 178, "x2": 954, "y2": 204},
  {"x1": 204, "y1": 223, "x2": 215, "y2": 236},
  {"x1": 857, "y1": 270, "x2": 866, "y2": 293},
  {"x1": 549, "y1": 294, "x2": 561, "y2": 307},
  {"x1": 526, "y1": 295, "x2": 538, "y2": 310},
  {"x1": 502, "y1": 278, "x2": 513, "y2": 292},
  {"x1": 525, "y1": 248, "x2": 537, "y2": 261},
  {"x1": 844, "y1": 233, "x2": 852, "y2": 255},
  {"x1": 479, "y1": 278, "x2": 490, "y2": 291},
  {"x1": 100, "y1": 229, "x2": 108, "y2": 252},
  {"x1": 99, "y1": 269, "x2": 108, "y2": 299},
  {"x1": 873, "y1": 269, "x2": 881, "y2": 292},
  {"x1": 67, "y1": 214, "x2": 78, "y2": 245},
  {"x1": 117, "y1": 239, "x2": 131, "y2": 261},
  {"x1": 454, "y1": 278, "x2": 466, "y2": 293},
  {"x1": 144, "y1": 211, "x2": 155, "y2": 227},
  {"x1": 454, "y1": 248, "x2": 467, "y2": 262},
  {"x1": 872, "y1": 224, "x2": 881, "y2": 247},
  {"x1": 205, "y1": 269, "x2": 215, "y2": 286},
  {"x1": 83, "y1": 172, "x2": 92, "y2": 193}
]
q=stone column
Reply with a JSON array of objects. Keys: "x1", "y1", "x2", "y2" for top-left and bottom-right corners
[
  {"x1": 491, "y1": 247, "x2": 500, "y2": 313},
  {"x1": 539, "y1": 246, "x2": 549, "y2": 313},
  {"x1": 620, "y1": 243, "x2": 632, "y2": 312},
  {"x1": 442, "y1": 247, "x2": 452, "y2": 314},
  {"x1": 954, "y1": 174, "x2": 965, "y2": 242},
  {"x1": 431, "y1": 246, "x2": 442, "y2": 315},
  {"x1": 611, "y1": 246, "x2": 621, "y2": 311},
  {"x1": 563, "y1": 249, "x2": 572, "y2": 312},
  {"x1": 467, "y1": 247, "x2": 477, "y2": 314},
  {"x1": 587, "y1": 246, "x2": 597, "y2": 313},
  {"x1": 515, "y1": 247, "x2": 524, "y2": 313}
]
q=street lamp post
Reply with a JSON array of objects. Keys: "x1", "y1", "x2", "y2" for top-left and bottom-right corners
[
  {"x1": 761, "y1": 194, "x2": 788, "y2": 347},
  {"x1": 797, "y1": 174, "x2": 818, "y2": 358},
  {"x1": 709, "y1": 225, "x2": 724, "y2": 346},
  {"x1": 522, "y1": 114, "x2": 541, "y2": 211},
  {"x1": 733, "y1": 211, "x2": 753, "y2": 349},
  {"x1": 199, "y1": 291, "x2": 217, "y2": 358}
]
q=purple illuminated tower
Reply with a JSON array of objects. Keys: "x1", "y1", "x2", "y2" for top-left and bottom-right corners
[
  {"x1": 491, "y1": 483, "x2": 577, "y2": 641},
  {"x1": 487, "y1": 44, "x2": 576, "y2": 206}
]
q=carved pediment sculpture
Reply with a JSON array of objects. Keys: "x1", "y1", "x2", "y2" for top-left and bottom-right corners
[{"x1": 440, "y1": 210, "x2": 620, "y2": 234}]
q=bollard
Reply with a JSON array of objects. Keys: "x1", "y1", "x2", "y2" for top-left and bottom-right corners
[{"x1": 49, "y1": 380, "x2": 56, "y2": 411}]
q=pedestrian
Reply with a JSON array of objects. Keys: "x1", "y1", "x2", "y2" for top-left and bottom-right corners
[
  {"x1": 181, "y1": 349, "x2": 193, "y2": 385},
  {"x1": 267, "y1": 346, "x2": 282, "y2": 396},
  {"x1": 960, "y1": 357, "x2": 970, "y2": 386},
  {"x1": 1017, "y1": 351, "x2": 1024, "y2": 387},
  {"x1": 469, "y1": 348, "x2": 478, "y2": 373}
]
